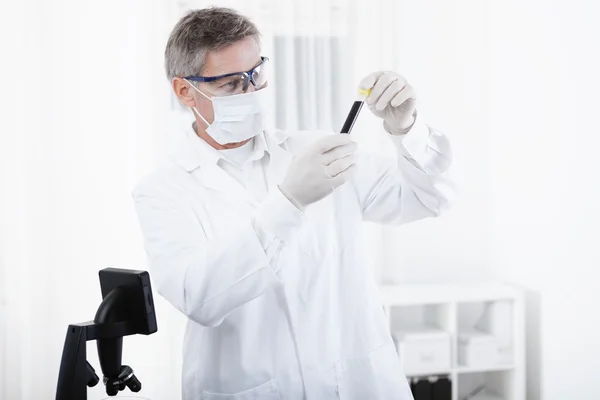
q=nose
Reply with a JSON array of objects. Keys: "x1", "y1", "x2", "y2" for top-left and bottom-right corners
[
  {"x1": 246, "y1": 85, "x2": 257, "y2": 93},
  {"x1": 245, "y1": 79, "x2": 267, "y2": 93}
]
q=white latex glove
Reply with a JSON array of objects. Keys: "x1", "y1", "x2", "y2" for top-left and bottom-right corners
[
  {"x1": 359, "y1": 71, "x2": 417, "y2": 135},
  {"x1": 279, "y1": 135, "x2": 357, "y2": 210}
]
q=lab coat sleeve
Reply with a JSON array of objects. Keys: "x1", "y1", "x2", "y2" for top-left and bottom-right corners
[
  {"x1": 352, "y1": 112, "x2": 454, "y2": 224},
  {"x1": 133, "y1": 182, "x2": 305, "y2": 327}
]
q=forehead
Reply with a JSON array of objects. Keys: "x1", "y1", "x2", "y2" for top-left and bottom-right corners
[{"x1": 203, "y1": 37, "x2": 261, "y2": 77}]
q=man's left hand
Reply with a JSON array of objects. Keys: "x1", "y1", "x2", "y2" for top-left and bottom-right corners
[{"x1": 359, "y1": 71, "x2": 417, "y2": 135}]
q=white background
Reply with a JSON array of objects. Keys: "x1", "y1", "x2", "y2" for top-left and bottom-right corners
[{"x1": 1, "y1": 0, "x2": 599, "y2": 399}]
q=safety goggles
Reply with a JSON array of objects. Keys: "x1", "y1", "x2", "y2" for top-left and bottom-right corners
[{"x1": 184, "y1": 56, "x2": 269, "y2": 97}]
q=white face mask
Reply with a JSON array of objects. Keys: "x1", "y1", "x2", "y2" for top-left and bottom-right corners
[{"x1": 187, "y1": 81, "x2": 271, "y2": 145}]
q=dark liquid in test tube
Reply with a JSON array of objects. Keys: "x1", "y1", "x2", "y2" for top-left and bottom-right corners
[{"x1": 340, "y1": 101, "x2": 364, "y2": 134}]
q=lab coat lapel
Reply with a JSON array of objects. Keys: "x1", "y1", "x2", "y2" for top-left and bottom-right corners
[
  {"x1": 195, "y1": 164, "x2": 256, "y2": 205},
  {"x1": 172, "y1": 129, "x2": 294, "y2": 203},
  {"x1": 171, "y1": 131, "x2": 256, "y2": 204}
]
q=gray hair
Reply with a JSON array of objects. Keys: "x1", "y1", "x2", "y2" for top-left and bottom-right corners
[{"x1": 164, "y1": 7, "x2": 261, "y2": 81}]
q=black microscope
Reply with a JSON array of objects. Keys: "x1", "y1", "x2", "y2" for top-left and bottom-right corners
[{"x1": 55, "y1": 267, "x2": 158, "y2": 400}]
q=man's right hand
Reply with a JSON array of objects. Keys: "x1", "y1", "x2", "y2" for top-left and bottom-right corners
[{"x1": 279, "y1": 135, "x2": 357, "y2": 210}]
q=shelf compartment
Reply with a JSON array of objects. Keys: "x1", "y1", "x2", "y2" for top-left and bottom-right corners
[
  {"x1": 457, "y1": 301, "x2": 514, "y2": 368},
  {"x1": 390, "y1": 304, "x2": 453, "y2": 376},
  {"x1": 390, "y1": 303, "x2": 453, "y2": 333},
  {"x1": 458, "y1": 370, "x2": 514, "y2": 400}
]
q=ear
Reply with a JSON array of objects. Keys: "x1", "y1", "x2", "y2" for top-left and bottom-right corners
[{"x1": 172, "y1": 77, "x2": 198, "y2": 108}]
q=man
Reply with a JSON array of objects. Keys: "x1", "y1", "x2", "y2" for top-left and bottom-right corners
[{"x1": 133, "y1": 7, "x2": 453, "y2": 400}]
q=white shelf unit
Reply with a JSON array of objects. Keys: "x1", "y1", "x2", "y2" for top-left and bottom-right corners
[{"x1": 379, "y1": 283, "x2": 525, "y2": 400}]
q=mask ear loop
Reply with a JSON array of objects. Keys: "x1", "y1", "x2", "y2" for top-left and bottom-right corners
[{"x1": 184, "y1": 78, "x2": 212, "y2": 127}]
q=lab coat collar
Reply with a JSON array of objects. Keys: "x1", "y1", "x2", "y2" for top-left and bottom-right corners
[
  {"x1": 172, "y1": 126, "x2": 290, "y2": 173},
  {"x1": 172, "y1": 129, "x2": 220, "y2": 172},
  {"x1": 171, "y1": 126, "x2": 293, "y2": 202}
]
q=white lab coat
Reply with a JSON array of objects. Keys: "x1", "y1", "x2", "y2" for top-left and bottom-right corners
[{"x1": 132, "y1": 115, "x2": 453, "y2": 400}]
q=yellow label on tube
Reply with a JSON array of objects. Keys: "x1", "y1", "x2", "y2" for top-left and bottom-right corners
[{"x1": 358, "y1": 88, "x2": 372, "y2": 97}]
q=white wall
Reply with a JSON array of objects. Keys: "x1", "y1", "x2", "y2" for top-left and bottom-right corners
[
  {"x1": 486, "y1": 0, "x2": 600, "y2": 399},
  {"x1": 1, "y1": 1, "x2": 188, "y2": 398},
  {"x1": 381, "y1": 0, "x2": 494, "y2": 284}
]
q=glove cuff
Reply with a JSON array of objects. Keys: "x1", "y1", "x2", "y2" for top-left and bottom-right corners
[
  {"x1": 384, "y1": 110, "x2": 418, "y2": 136},
  {"x1": 277, "y1": 185, "x2": 306, "y2": 212}
]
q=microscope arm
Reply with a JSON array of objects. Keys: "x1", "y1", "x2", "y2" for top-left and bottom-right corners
[{"x1": 56, "y1": 292, "x2": 137, "y2": 400}]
